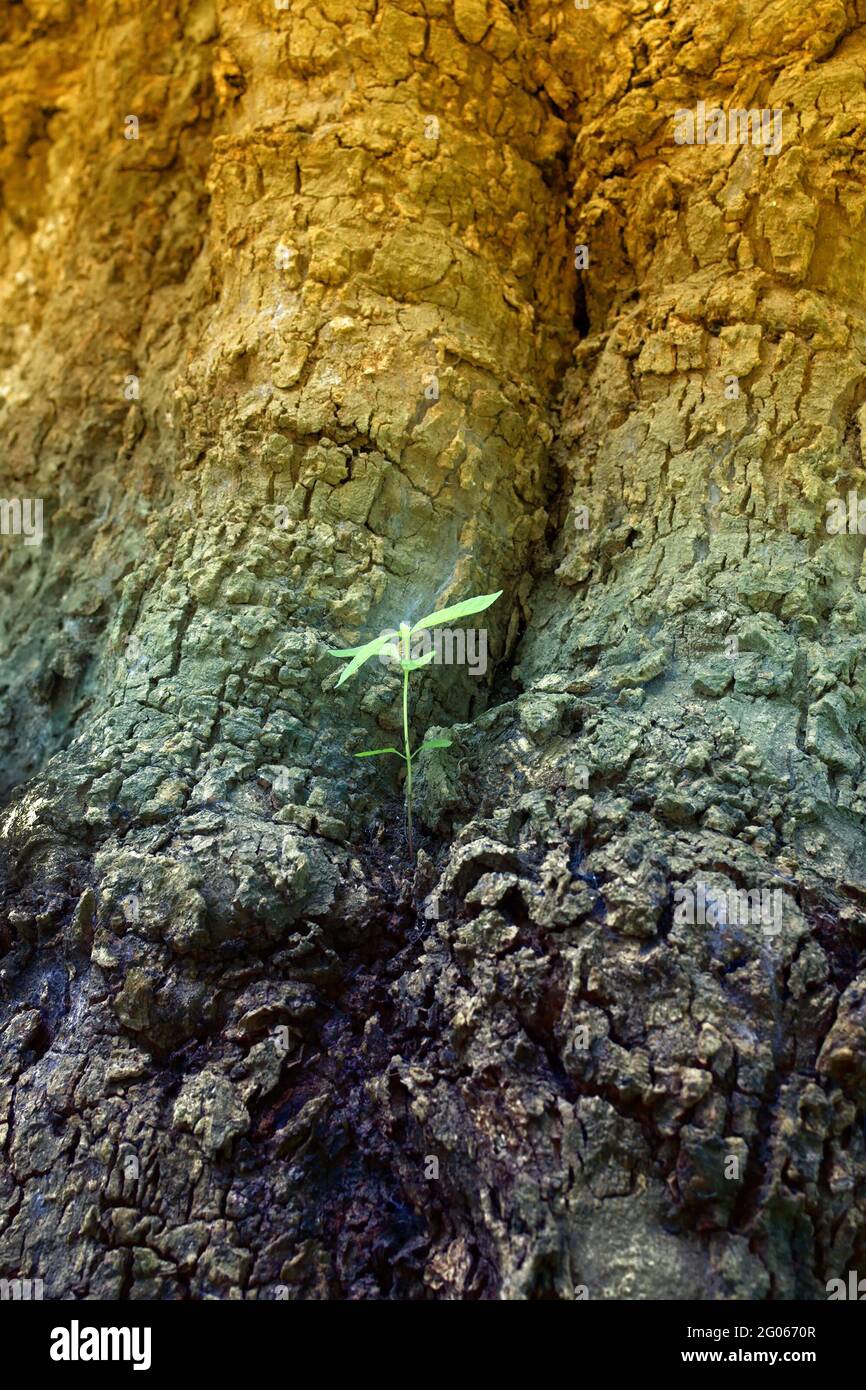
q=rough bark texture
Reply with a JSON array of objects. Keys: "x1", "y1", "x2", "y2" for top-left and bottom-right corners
[{"x1": 2, "y1": 0, "x2": 866, "y2": 1300}]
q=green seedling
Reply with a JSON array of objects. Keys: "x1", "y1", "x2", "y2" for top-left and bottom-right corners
[{"x1": 329, "y1": 589, "x2": 502, "y2": 858}]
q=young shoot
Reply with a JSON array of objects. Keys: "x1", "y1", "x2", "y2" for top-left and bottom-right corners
[{"x1": 328, "y1": 589, "x2": 502, "y2": 858}]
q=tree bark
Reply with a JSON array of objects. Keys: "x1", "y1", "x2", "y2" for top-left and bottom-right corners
[{"x1": 1, "y1": 0, "x2": 866, "y2": 1300}]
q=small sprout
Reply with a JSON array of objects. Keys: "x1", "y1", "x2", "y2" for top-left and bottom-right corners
[{"x1": 328, "y1": 589, "x2": 502, "y2": 858}]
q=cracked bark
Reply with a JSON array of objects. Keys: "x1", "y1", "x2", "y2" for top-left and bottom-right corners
[{"x1": 1, "y1": 0, "x2": 866, "y2": 1300}]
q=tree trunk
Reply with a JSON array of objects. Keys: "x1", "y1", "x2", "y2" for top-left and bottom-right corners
[{"x1": 1, "y1": 0, "x2": 865, "y2": 1300}]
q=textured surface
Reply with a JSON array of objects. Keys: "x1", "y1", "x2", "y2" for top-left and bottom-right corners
[{"x1": 1, "y1": 0, "x2": 866, "y2": 1299}]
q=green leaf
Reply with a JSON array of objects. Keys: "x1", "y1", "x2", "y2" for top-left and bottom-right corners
[
  {"x1": 411, "y1": 589, "x2": 502, "y2": 634},
  {"x1": 355, "y1": 747, "x2": 404, "y2": 760},
  {"x1": 328, "y1": 630, "x2": 395, "y2": 659},
  {"x1": 402, "y1": 650, "x2": 436, "y2": 672},
  {"x1": 329, "y1": 631, "x2": 397, "y2": 687},
  {"x1": 415, "y1": 738, "x2": 452, "y2": 756}
]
